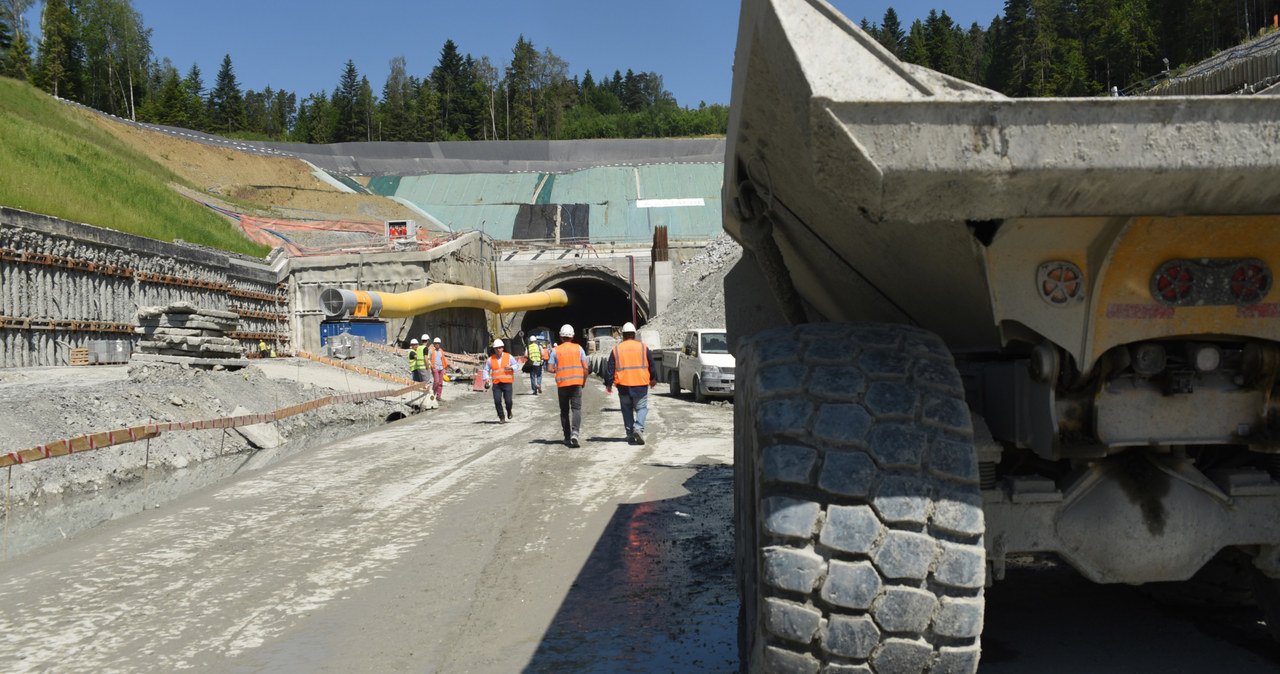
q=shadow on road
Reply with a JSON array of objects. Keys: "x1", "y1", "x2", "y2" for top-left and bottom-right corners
[
  {"x1": 981, "y1": 556, "x2": 1280, "y2": 672},
  {"x1": 524, "y1": 464, "x2": 738, "y2": 673}
]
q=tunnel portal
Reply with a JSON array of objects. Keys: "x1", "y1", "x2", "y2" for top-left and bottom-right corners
[{"x1": 512, "y1": 265, "x2": 649, "y2": 345}]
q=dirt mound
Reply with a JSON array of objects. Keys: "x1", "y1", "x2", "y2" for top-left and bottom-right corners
[{"x1": 88, "y1": 114, "x2": 419, "y2": 224}]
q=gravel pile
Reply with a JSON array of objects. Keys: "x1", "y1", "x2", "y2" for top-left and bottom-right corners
[
  {"x1": 0, "y1": 356, "x2": 413, "y2": 508},
  {"x1": 645, "y1": 232, "x2": 743, "y2": 348}
]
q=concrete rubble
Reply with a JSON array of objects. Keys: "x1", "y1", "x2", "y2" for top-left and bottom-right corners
[{"x1": 136, "y1": 302, "x2": 242, "y2": 358}]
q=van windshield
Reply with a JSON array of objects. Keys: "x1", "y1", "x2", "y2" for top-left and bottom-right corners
[{"x1": 700, "y1": 333, "x2": 729, "y2": 354}]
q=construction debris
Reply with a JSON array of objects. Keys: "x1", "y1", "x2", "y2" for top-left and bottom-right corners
[{"x1": 135, "y1": 302, "x2": 243, "y2": 358}]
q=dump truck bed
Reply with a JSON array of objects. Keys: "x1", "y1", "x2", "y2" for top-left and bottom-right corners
[{"x1": 723, "y1": 0, "x2": 1280, "y2": 353}]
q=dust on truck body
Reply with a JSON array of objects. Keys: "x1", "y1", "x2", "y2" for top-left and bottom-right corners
[{"x1": 724, "y1": 0, "x2": 1280, "y2": 672}]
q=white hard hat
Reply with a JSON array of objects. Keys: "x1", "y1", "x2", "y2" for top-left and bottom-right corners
[
  {"x1": 410, "y1": 339, "x2": 419, "y2": 345},
  {"x1": 433, "y1": 337, "x2": 440, "y2": 343},
  {"x1": 493, "y1": 339, "x2": 504, "y2": 348},
  {"x1": 421, "y1": 334, "x2": 429, "y2": 342},
  {"x1": 622, "y1": 322, "x2": 636, "y2": 333},
  {"x1": 560, "y1": 324, "x2": 574, "y2": 338},
  {"x1": 529, "y1": 337, "x2": 538, "y2": 344}
]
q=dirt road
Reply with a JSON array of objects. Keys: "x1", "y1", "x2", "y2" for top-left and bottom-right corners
[
  {"x1": 0, "y1": 383, "x2": 737, "y2": 672},
  {"x1": 2, "y1": 375, "x2": 1280, "y2": 672}
]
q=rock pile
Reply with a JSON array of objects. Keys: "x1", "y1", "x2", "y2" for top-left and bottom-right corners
[
  {"x1": 646, "y1": 232, "x2": 744, "y2": 348},
  {"x1": 136, "y1": 302, "x2": 242, "y2": 358}
]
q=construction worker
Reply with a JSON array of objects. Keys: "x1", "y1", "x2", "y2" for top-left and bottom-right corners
[
  {"x1": 258, "y1": 339, "x2": 269, "y2": 358},
  {"x1": 604, "y1": 322, "x2": 657, "y2": 444},
  {"x1": 548, "y1": 324, "x2": 588, "y2": 447},
  {"x1": 526, "y1": 335, "x2": 548, "y2": 394},
  {"x1": 408, "y1": 338, "x2": 425, "y2": 382},
  {"x1": 483, "y1": 338, "x2": 515, "y2": 423},
  {"x1": 428, "y1": 337, "x2": 449, "y2": 401}
]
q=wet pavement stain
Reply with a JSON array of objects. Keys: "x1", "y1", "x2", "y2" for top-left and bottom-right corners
[{"x1": 525, "y1": 464, "x2": 738, "y2": 673}]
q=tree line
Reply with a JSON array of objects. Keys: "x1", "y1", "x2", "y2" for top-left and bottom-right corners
[
  {"x1": 1, "y1": 1, "x2": 1276, "y2": 143},
  {"x1": 0, "y1": 0, "x2": 728, "y2": 142},
  {"x1": 861, "y1": 0, "x2": 1280, "y2": 96}
]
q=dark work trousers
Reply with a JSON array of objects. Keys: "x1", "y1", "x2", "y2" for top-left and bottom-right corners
[
  {"x1": 492, "y1": 381, "x2": 513, "y2": 420},
  {"x1": 557, "y1": 385, "x2": 582, "y2": 441}
]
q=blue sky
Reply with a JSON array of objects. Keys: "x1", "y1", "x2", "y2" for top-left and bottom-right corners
[{"x1": 19, "y1": 1, "x2": 1007, "y2": 107}]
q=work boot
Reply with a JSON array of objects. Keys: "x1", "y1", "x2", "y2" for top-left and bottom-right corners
[
  {"x1": 570, "y1": 436, "x2": 580, "y2": 448},
  {"x1": 500, "y1": 417, "x2": 507, "y2": 424},
  {"x1": 633, "y1": 430, "x2": 645, "y2": 445}
]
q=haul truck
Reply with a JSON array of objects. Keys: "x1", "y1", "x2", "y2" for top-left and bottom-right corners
[{"x1": 724, "y1": 1, "x2": 1280, "y2": 672}]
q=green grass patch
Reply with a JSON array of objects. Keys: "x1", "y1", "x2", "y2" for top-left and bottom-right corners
[{"x1": 0, "y1": 77, "x2": 268, "y2": 257}]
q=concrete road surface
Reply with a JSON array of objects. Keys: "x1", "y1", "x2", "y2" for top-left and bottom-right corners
[
  {"x1": 0, "y1": 383, "x2": 737, "y2": 672},
  {"x1": 3, "y1": 376, "x2": 1280, "y2": 672}
]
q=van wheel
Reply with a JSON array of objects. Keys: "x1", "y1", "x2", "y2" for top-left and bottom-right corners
[
  {"x1": 694, "y1": 376, "x2": 707, "y2": 403},
  {"x1": 736, "y1": 323, "x2": 984, "y2": 674},
  {"x1": 670, "y1": 376, "x2": 682, "y2": 396}
]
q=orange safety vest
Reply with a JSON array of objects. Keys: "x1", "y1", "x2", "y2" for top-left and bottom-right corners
[
  {"x1": 488, "y1": 352, "x2": 514, "y2": 383},
  {"x1": 612, "y1": 339, "x2": 651, "y2": 387},
  {"x1": 428, "y1": 345, "x2": 449, "y2": 369},
  {"x1": 553, "y1": 342, "x2": 586, "y2": 387}
]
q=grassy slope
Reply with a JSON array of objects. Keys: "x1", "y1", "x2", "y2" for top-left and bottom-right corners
[{"x1": 0, "y1": 77, "x2": 268, "y2": 257}]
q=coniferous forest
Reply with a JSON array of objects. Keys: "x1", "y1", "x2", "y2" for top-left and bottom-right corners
[{"x1": 0, "y1": 0, "x2": 1276, "y2": 143}]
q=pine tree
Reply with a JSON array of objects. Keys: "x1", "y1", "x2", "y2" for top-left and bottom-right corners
[
  {"x1": 506, "y1": 35, "x2": 537, "y2": 140},
  {"x1": 431, "y1": 39, "x2": 468, "y2": 138},
  {"x1": 0, "y1": 10, "x2": 11, "y2": 54},
  {"x1": 878, "y1": 7, "x2": 905, "y2": 57},
  {"x1": 33, "y1": 0, "x2": 81, "y2": 99},
  {"x1": 208, "y1": 53, "x2": 245, "y2": 134},
  {"x1": 3, "y1": 28, "x2": 32, "y2": 80},
  {"x1": 903, "y1": 19, "x2": 929, "y2": 66},
  {"x1": 356, "y1": 75, "x2": 375, "y2": 142},
  {"x1": 181, "y1": 62, "x2": 206, "y2": 131},
  {"x1": 378, "y1": 55, "x2": 413, "y2": 141},
  {"x1": 268, "y1": 89, "x2": 295, "y2": 139},
  {"x1": 331, "y1": 59, "x2": 361, "y2": 142}
]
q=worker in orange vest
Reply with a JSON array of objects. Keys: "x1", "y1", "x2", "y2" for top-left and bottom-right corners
[
  {"x1": 548, "y1": 323, "x2": 589, "y2": 447},
  {"x1": 603, "y1": 322, "x2": 657, "y2": 444},
  {"x1": 483, "y1": 338, "x2": 515, "y2": 423},
  {"x1": 427, "y1": 337, "x2": 449, "y2": 402}
]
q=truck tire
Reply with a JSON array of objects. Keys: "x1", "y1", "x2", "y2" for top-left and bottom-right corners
[
  {"x1": 694, "y1": 375, "x2": 707, "y2": 403},
  {"x1": 736, "y1": 323, "x2": 984, "y2": 674},
  {"x1": 670, "y1": 374, "x2": 682, "y2": 396}
]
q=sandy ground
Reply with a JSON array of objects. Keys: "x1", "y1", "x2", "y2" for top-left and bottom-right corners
[{"x1": 86, "y1": 112, "x2": 419, "y2": 223}]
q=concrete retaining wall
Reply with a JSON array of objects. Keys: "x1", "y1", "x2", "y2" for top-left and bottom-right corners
[{"x1": 0, "y1": 207, "x2": 287, "y2": 368}]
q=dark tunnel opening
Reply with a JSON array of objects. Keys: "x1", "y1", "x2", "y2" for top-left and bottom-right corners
[{"x1": 517, "y1": 278, "x2": 646, "y2": 345}]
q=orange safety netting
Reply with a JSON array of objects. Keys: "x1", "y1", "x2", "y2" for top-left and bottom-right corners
[{"x1": 235, "y1": 215, "x2": 455, "y2": 257}]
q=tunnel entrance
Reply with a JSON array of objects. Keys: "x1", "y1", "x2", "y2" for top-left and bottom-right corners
[{"x1": 508, "y1": 266, "x2": 649, "y2": 347}]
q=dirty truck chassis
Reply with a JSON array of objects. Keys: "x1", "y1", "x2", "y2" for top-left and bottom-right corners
[{"x1": 728, "y1": 193, "x2": 1280, "y2": 672}]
